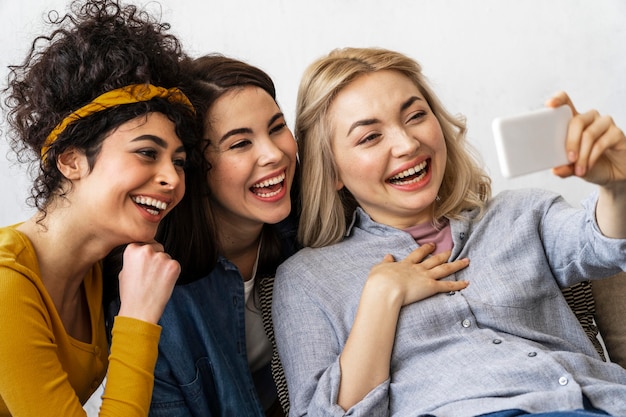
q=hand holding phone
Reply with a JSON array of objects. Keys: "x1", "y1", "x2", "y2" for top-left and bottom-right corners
[{"x1": 492, "y1": 105, "x2": 572, "y2": 178}]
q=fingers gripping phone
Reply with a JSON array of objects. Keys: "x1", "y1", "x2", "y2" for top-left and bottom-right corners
[{"x1": 492, "y1": 105, "x2": 573, "y2": 178}]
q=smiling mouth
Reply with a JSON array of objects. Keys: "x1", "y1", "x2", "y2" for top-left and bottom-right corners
[
  {"x1": 387, "y1": 160, "x2": 429, "y2": 185},
  {"x1": 132, "y1": 196, "x2": 169, "y2": 216},
  {"x1": 250, "y1": 172, "x2": 286, "y2": 198}
]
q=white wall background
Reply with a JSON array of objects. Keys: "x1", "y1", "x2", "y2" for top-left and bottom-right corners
[{"x1": 1, "y1": 0, "x2": 625, "y2": 227}]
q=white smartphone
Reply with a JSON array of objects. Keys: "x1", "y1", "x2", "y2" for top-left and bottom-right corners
[{"x1": 492, "y1": 105, "x2": 572, "y2": 178}]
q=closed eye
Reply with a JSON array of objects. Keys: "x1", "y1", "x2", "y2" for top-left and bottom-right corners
[
  {"x1": 173, "y1": 156, "x2": 187, "y2": 170},
  {"x1": 357, "y1": 132, "x2": 382, "y2": 146},
  {"x1": 269, "y1": 122, "x2": 287, "y2": 135},
  {"x1": 137, "y1": 148, "x2": 158, "y2": 160},
  {"x1": 407, "y1": 111, "x2": 426, "y2": 123},
  {"x1": 229, "y1": 139, "x2": 252, "y2": 150}
]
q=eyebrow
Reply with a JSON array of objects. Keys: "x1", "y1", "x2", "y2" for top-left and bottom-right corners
[
  {"x1": 267, "y1": 112, "x2": 284, "y2": 128},
  {"x1": 401, "y1": 96, "x2": 422, "y2": 112},
  {"x1": 346, "y1": 96, "x2": 424, "y2": 136},
  {"x1": 132, "y1": 135, "x2": 186, "y2": 154},
  {"x1": 347, "y1": 118, "x2": 379, "y2": 136},
  {"x1": 218, "y1": 112, "x2": 285, "y2": 144}
]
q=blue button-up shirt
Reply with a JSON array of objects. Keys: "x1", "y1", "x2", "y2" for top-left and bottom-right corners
[{"x1": 273, "y1": 189, "x2": 626, "y2": 417}]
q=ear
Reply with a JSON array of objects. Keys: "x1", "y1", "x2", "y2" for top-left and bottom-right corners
[
  {"x1": 56, "y1": 148, "x2": 89, "y2": 180},
  {"x1": 335, "y1": 177, "x2": 344, "y2": 191}
]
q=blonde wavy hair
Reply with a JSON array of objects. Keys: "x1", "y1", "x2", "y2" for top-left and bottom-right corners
[{"x1": 295, "y1": 47, "x2": 491, "y2": 248}]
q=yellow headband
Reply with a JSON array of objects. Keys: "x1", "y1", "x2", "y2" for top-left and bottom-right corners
[{"x1": 41, "y1": 83, "x2": 195, "y2": 159}]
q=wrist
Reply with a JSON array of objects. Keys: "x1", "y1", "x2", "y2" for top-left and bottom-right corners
[{"x1": 363, "y1": 273, "x2": 404, "y2": 311}]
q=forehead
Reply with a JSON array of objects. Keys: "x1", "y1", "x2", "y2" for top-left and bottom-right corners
[
  {"x1": 328, "y1": 70, "x2": 424, "y2": 130},
  {"x1": 104, "y1": 112, "x2": 180, "y2": 144},
  {"x1": 207, "y1": 87, "x2": 277, "y2": 127}
]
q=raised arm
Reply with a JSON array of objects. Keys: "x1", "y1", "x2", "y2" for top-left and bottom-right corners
[
  {"x1": 548, "y1": 92, "x2": 626, "y2": 238},
  {"x1": 0, "y1": 241, "x2": 175, "y2": 417}
]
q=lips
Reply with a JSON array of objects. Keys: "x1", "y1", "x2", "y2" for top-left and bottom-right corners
[
  {"x1": 250, "y1": 171, "x2": 286, "y2": 198},
  {"x1": 387, "y1": 160, "x2": 429, "y2": 185}
]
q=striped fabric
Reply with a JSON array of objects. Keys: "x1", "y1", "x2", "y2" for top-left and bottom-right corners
[
  {"x1": 561, "y1": 280, "x2": 606, "y2": 361},
  {"x1": 259, "y1": 276, "x2": 290, "y2": 415}
]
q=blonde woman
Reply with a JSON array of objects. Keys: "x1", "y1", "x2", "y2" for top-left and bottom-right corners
[{"x1": 273, "y1": 47, "x2": 626, "y2": 416}]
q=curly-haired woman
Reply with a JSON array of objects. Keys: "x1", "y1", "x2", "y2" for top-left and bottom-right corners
[{"x1": 0, "y1": 1, "x2": 198, "y2": 415}]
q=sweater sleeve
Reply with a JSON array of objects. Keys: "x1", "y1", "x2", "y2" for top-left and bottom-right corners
[
  {"x1": 0, "y1": 267, "x2": 161, "y2": 417},
  {"x1": 0, "y1": 268, "x2": 94, "y2": 416},
  {"x1": 100, "y1": 316, "x2": 162, "y2": 417},
  {"x1": 272, "y1": 262, "x2": 390, "y2": 417}
]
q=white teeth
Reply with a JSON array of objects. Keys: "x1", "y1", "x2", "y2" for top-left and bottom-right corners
[
  {"x1": 132, "y1": 196, "x2": 169, "y2": 211},
  {"x1": 255, "y1": 189, "x2": 282, "y2": 198},
  {"x1": 389, "y1": 161, "x2": 427, "y2": 181},
  {"x1": 252, "y1": 172, "x2": 285, "y2": 188}
]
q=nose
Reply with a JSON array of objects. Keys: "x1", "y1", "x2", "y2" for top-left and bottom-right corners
[
  {"x1": 257, "y1": 136, "x2": 284, "y2": 166},
  {"x1": 156, "y1": 159, "x2": 182, "y2": 190},
  {"x1": 390, "y1": 126, "x2": 420, "y2": 158}
]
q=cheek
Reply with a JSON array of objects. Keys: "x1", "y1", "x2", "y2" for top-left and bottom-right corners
[
  {"x1": 436, "y1": 133, "x2": 448, "y2": 165},
  {"x1": 278, "y1": 135, "x2": 298, "y2": 162},
  {"x1": 205, "y1": 154, "x2": 230, "y2": 183},
  {"x1": 331, "y1": 141, "x2": 351, "y2": 172},
  {"x1": 287, "y1": 141, "x2": 298, "y2": 162},
  {"x1": 206, "y1": 157, "x2": 247, "y2": 193},
  {"x1": 332, "y1": 152, "x2": 351, "y2": 180},
  {"x1": 176, "y1": 173, "x2": 186, "y2": 199},
  {"x1": 431, "y1": 123, "x2": 446, "y2": 151},
  {"x1": 346, "y1": 153, "x2": 380, "y2": 174},
  {"x1": 335, "y1": 152, "x2": 380, "y2": 190}
]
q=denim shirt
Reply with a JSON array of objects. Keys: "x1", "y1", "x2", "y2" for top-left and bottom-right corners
[
  {"x1": 273, "y1": 189, "x2": 626, "y2": 417},
  {"x1": 150, "y1": 221, "x2": 298, "y2": 417}
]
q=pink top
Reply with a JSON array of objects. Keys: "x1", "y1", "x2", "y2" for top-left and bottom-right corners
[{"x1": 404, "y1": 219, "x2": 453, "y2": 255}]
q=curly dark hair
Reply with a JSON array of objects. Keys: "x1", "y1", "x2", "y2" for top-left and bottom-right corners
[{"x1": 2, "y1": 0, "x2": 198, "y2": 215}]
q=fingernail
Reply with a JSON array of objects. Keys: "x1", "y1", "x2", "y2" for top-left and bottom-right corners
[
  {"x1": 568, "y1": 151, "x2": 576, "y2": 163},
  {"x1": 576, "y1": 165, "x2": 585, "y2": 176}
]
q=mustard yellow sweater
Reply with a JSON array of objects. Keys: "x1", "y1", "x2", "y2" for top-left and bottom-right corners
[{"x1": 0, "y1": 225, "x2": 161, "y2": 416}]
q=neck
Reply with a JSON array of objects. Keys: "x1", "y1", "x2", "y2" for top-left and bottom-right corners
[
  {"x1": 217, "y1": 222, "x2": 263, "y2": 282},
  {"x1": 18, "y1": 209, "x2": 111, "y2": 299},
  {"x1": 17, "y1": 209, "x2": 100, "y2": 343}
]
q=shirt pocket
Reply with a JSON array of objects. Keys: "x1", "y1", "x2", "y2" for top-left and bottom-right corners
[
  {"x1": 463, "y1": 259, "x2": 561, "y2": 310},
  {"x1": 151, "y1": 357, "x2": 218, "y2": 417}
]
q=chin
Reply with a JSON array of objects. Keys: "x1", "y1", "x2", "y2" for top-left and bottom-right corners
[
  {"x1": 263, "y1": 211, "x2": 291, "y2": 225},
  {"x1": 130, "y1": 229, "x2": 158, "y2": 244}
]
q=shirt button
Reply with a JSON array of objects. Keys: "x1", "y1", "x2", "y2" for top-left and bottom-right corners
[
  {"x1": 94, "y1": 346, "x2": 101, "y2": 356},
  {"x1": 558, "y1": 376, "x2": 568, "y2": 386},
  {"x1": 461, "y1": 319, "x2": 471, "y2": 328},
  {"x1": 492, "y1": 339, "x2": 502, "y2": 344},
  {"x1": 528, "y1": 352, "x2": 537, "y2": 357},
  {"x1": 92, "y1": 380, "x2": 100, "y2": 389}
]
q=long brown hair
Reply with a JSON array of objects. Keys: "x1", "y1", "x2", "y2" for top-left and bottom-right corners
[{"x1": 157, "y1": 54, "x2": 300, "y2": 283}]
